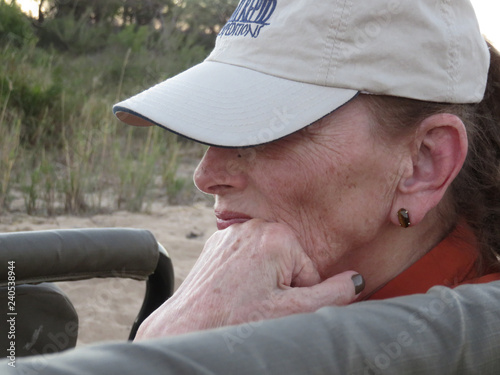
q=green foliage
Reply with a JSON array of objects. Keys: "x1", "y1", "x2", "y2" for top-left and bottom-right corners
[
  {"x1": 36, "y1": 10, "x2": 113, "y2": 53},
  {"x1": 0, "y1": 40, "x2": 202, "y2": 215},
  {"x1": 33, "y1": 0, "x2": 219, "y2": 53},
  {"x1": 0, "y1": 44, "x2": 63, "y2": 146},
  {"x1": 180, "y1": 0, "x2": 239, "y2": 48},
  {"x1": 0, "y1": 117, "x2": 21, "y2": 214},
  {"x1": 0, "y1": 1, "x2": 37, "y2": 47},
  {"x1": 0, "y1": 0, "x2": 231, "y2": 215},
  {"x1": 33, "y1": 0, "x2": 240, "y2": 55},
  {"x1": 49, "y1": 0, "x2": 123, "y2": 24},
  {"x1": 110, "y1": 24, "x2": 150, "y2": 53}
]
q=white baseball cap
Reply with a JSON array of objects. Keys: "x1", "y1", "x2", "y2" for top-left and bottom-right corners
[{"x1": 113, "y1": 0, "x2": 490, "y2": 147}]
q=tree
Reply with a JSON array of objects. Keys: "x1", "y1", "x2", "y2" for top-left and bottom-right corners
[{"x1": 29, "y1": 0, "x2": 239, "y2": 53}]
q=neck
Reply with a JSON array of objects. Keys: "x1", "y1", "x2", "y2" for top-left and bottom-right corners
[{"x1": 349, "y1": 217, "x2": 450, "y2": 299}]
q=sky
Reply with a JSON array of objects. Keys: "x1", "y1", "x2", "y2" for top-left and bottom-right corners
[
  {"x1": 469, "y1": 0, "x2": 500, "y2": 46},
  {"x1": 14, "y1": 0, "x2": 500, "y2": 47}
]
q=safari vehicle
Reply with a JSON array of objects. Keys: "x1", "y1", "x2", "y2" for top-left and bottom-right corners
[{"x1": 0, "y1": 228, "x2": 174, "y2": 358}]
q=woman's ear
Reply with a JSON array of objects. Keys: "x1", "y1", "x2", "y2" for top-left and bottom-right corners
[{"x1": 391, "y1": 114, "x2": 468, "y2": 227}]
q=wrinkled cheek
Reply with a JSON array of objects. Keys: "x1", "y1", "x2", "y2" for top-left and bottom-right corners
[{"x1": 272, "y1": 179, "x2": 322, "y2": 219}]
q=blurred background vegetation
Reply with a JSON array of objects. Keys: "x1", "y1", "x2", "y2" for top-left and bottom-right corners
[{"x1": 0, "y1": 0, "x2": 238, "y2": 215}]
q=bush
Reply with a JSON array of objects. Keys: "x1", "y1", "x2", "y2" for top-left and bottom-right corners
[
  {"x1": 110, "y1": 24, "x2": 150, "y2": 53},
  {"x1": 0, "y1": 1, "x2": 37, "y2": 47},
  {"x1": 36, "y1": 12, "x2": 112, "y2": 53},
  {"x1": 0, "y1": 0, "x2": 221, "y2": 215},
  {"x1": 0, "y1": 44, "x2": 63, "y2": 147}
]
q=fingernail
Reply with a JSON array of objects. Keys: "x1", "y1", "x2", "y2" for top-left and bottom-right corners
[{"x1": 351, "y1": 274, "x2": 365, "y2": 295}]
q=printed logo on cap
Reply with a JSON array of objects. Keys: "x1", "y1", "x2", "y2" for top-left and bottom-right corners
[{"x1": 219, "y1": 0, "x2": 277, "y2": 38}]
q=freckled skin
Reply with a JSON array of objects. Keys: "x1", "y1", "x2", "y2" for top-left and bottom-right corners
[
  {"x1": 136, "y1": 98, "x2": 468, "y2": 339},
  {"x1": 136, "y1": 98, "x2": 465, "y2": 339},
  {"x1": 194, "y1": 98, "x2": 405, "y2": 282},
  {"x1": 136, "y1": 220, "x2": 361, "y2": 339}
]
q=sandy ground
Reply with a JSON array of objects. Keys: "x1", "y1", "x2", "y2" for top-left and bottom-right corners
[{"x1": 0, "y1": 203, "x2": 217, "y2": 346}]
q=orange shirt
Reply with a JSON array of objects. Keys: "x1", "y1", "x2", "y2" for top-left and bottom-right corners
[{"x1": 368, "y1": 226, "x2": 500, "y2": 300}]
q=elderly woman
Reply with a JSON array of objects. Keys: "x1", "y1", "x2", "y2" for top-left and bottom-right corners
[{"x1": 113, "y1": 0, "x2": 500, "y2": 338}]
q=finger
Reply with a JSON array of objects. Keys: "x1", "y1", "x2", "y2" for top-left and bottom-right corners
[
  {"x1": 288, "y1": 271, "x2": 365, "y2": 312},
  {"x1": 266, "y1": 223, "x2": 322, "y2": 287},
  {"x1": 291, "y1": 253, "x2": 322, "y2": 287}
]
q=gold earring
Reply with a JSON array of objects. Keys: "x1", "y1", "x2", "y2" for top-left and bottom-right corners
[{"x1": 398, "y1": 209, "x2": 411, "y2": 228}]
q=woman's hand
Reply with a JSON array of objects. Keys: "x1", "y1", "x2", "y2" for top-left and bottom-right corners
[{"x1": 135, "y1": 219, "x2": 362, "y2": 340}]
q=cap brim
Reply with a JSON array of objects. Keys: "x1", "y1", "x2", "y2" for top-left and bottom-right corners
[{"x1": 113, "y1": 61, "x2": 358, "y2": 148}]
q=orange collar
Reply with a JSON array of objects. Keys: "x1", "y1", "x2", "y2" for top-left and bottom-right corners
[{"x1": 368, "y1": 225, "x2": 482, "y2": 300}]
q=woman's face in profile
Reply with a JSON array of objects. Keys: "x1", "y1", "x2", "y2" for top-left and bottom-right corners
[{"x1": 194, "y1": 98, "x2": 406, "y2": 278}]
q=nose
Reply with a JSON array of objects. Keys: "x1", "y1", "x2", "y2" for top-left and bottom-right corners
[{"x1": 194, "y1": 147, "x2": 248, "y2": 195}]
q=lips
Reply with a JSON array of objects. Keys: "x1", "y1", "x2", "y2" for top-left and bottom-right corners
[{"x1": 215, "y1": 211, "x2": 252, "y2": 230}]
